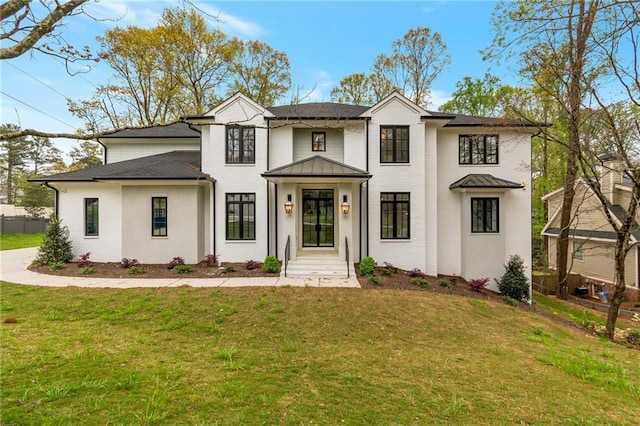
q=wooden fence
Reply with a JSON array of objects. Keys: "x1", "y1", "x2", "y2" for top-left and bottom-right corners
[
  {"x1": 0, "y1": 215, "x2": 49, "y2": 234},
  {"x1": 532, "y1": 272, "x2": 584, "y2": 295}
]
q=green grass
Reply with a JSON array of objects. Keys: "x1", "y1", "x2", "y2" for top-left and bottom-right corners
[
  {"x1": 0, "y1": 233, "x2": 43, "y2": 250},
  {"x1": 533, "y1": 293, "x2": 606, "y2": 328},
  {"x1": 2, "y1": 282, "x2": 640, "y2": 425}
]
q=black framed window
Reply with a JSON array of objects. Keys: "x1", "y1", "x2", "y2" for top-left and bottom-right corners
[
  {"x1": 84, "y1": 198, "x2": 98, "y2": 236},
  {"x1": 226, "y1": 193, "x2": 256, "y2": 240},
  {"x1": 380, "y1": 126, "x2": 409, "y2": 163},
  {"x1": 471, "y1": 197, "x2": 499, "y2": 233},
  {"x1": 152, "y1": 197, "x2": 168, "y2": 237},
  {"x1": 226, "y1": 126, "x2": 255, "y2": 163},
  {"x1": 381, "y1": 192, "x2": 410, "y2": 239},
  {"x1": 312, "y1": 132, "x2": 326, "y2": 152},
  {"x1": 459, "y1": 135, "x2": 498, "y2": 164}
]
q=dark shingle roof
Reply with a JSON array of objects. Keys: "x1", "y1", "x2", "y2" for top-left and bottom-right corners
[
  {"x1": 543, "y1": 227, "x2": 619, "y2": 241},
  {"x1": 449, "y1": 174, "x2": 524, "y2": 190},
  {"x1": 267, "y1": 103, "x2": 370, "y2": 119},
  {"x1": 100, "y1": 123, "x2": 200, "y2": 139},
  {"x1": 431, "y1": 112, "x2": 542, "y2": 127},
  {"x1": 262, "y1": 155, "x2": 371, "y2": 178},
  {"x1": 30, "y1": 151, "x2": 211, "y2": 182}
]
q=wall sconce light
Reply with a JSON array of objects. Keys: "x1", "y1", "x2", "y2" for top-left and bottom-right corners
[
  {"x1": 284, "y1": 194, "x2": 293, "y2": 214},
  {"x1": 341, "y1": 195, "x2": 350, "y2": 215}
]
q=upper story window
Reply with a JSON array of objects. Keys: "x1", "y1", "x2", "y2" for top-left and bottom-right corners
[
  {"x1": 152, "y1": 197, "x2": 168, "y2": 237},
  {"x1": 380, "y1": 126, "x2": 409, "y2": 163},
  {"x1": 459, "y1": 135, "x2": 498, "y2": 165},
  {"x1": 84, "y1": 198, "x2": 98, "y2": 236},
  {"x1": 312, "y1": 132, "x2": 326, "y2": 152},
  {"x1": 381, "y1": 192, "x2": 410, "y2": 239},
  {"x1": 573, "y1": 241, "x2": 584, "y2": 260},
  {"x1": 226, "y1": 126, "x2": 255, "y2": 164},
  {"x1": 471, "y1": 197, "x2": 499, "y2": 233}
]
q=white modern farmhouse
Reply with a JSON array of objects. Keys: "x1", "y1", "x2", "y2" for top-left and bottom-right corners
[{"x1": 35, "y1": 92, "x2": 535, "y2": 289}]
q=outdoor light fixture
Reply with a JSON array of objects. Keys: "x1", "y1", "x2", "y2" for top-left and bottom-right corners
[
  {"x1": 341, "y1": 195, "x2": 350, "y2": 215},
  {"x1": 284, "y1": 194, "x2": 293, "y2": 214}
]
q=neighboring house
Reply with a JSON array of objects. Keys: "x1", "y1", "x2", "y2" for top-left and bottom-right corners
[
  {"x1": 541, "y1": 154, "x2": 640, "y2": 300},
  {"x1": 33, "y1": 92, "x2": 534, "y2": 291}
]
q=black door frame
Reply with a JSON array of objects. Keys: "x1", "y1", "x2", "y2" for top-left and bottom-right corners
[{"x1": 302, "y1": 189, "x2": 334, "y2": 247}]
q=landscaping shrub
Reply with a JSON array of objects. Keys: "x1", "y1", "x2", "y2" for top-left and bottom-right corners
[
  {"x1": 246, "y1": 260, "x2": 261, "y2": 270},
  {"x1": 370, "y1": 275, "x2": 383, "y2": 285},
  {"x1": 223, "y1": 264, "x2": 237, "y2": 273},
  {"x1": 167, "y1": 256, "x2": 185, "y2": 270},
  {"x1": 262, "y1": 255, "x2": 280, "y2": 273},
  {"x1": 80, "y1": 266, "x2": 95, "y2": 275},
  {"x1": 624, "y1": 328, "x2": 640, "y2": 346},
  {"x1": 35, "y1": 215, "x2": 72, "y2": 266},
  {"x1": 411, "y1": 277, "x2": 430, "y2": 288},
  {"x1": 174, "y1": 264, "x2": 193, "y2": 274},
  {"x1": 48, "y1": 261, "x2": 67, "y2": 271},
  {"x1": 202, "y1": 254, "x2": 219, "y2": 267},
  {"x1": 359, "y1": 256, "x2": 376, "y2": 276},
  {"x1": 495, "y1": 255, "x2": 530, "y2": 302},
  {"x1": 381, "y1": 268, "x2": 394, "y2": 277},
  {"x1": 409, "y1": 268, "x2": 426, "y2": 278},
  {"x1": 128, "y1": 266, "x2": 146, "y2": 275},
  {"x1": 121, "y1": 258, "x2": 139, "y2": 269},
  {"x1": 438, "y1": 277, "x2": 455, "y2": 288},
  {"x1": 468, "y1": 277, "x2": 489, "y2": 292},
  {"x1": 78, "y1": 252, "x2": 91, "y2": 267}
]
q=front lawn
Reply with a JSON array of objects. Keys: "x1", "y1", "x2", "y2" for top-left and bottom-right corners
[
  {"x1": 0, "y1": 233, "x2": 43, "y2": 250},
  {"x1": 2, "y1": 283, "x2": 640, "y2": 424}
]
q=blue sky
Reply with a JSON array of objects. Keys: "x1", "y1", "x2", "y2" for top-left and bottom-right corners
[{"x1": 1, "y1": 0, "x2": 515, "y2": 154}]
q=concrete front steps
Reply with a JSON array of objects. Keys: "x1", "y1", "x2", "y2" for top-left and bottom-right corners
[{"x1": 282, "y1": 256, "x2": 356, "y2": 278}]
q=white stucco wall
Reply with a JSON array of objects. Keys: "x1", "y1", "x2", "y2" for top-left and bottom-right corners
[
  {"x1": 343, "y1": 122, "x2": 367, "y2": 171},
  {"x1": 121, "y1": 184, "x2": 204, "y2": 264},
  {"x1": 103, "y1": 139, "x2": 199, "y2": 164},
  {"x1": 54, "y1": 183, "x2": 123, "y2": 262},
  {"x1": 200, "y1": 96, "x2": 269, "y2": 262},
  {"x1": 366, "y1": 97, "x2": 428, "y2": 272}
]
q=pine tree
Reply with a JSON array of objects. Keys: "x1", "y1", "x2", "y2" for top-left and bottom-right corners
[
  {"x1": 495, "y1": 255, "x2": 530, "y2": 302},
  {"x1": 35, "y1": 215, "x2": 73, "y2": 265}
]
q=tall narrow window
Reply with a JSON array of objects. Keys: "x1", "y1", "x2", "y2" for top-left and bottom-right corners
[
  {"x1": 380, "y1": 126, "x2": 409, "y2": 163},
  {"x1": 312, "y1": 132, "x2": 326, "y2": 152},
  {"x1": 152, "y1": 197, "x2": 168, "y2": 237},
  {"x1": 381, "y1": 193, "x2": 410, "y2": 239},
  {"x1": 84, "y1": 198, "x2": 98, "y2": 236},
  {"x1": 471, "y1": 198, "x2": 499, "y2": 233},
  {"x1": 226, "y1": 126, "x2": 255, "y2": 163},
  {"x1": 573, "y1": 241, "x2": 584, "y2": 260},
  {"x1": 226, "y1": 193, "x2": 256, "y2": 240},
  {"x1": 459, "y1": 135, "x2": 498, "y2": 164}
]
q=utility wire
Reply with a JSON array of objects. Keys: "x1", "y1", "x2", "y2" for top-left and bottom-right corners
[
  {"x1": 5, "y1": 61, "x2": 71, "y2": 100},
  {"x1": 0, "y1": 91, "x2": 77, "y2": 130}
]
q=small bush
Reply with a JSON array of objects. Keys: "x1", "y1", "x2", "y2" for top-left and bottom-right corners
[
  {"x1": 409, "y1": 268, "x2": 426, "y2": 278},
  {"x1": 468, "y1": 277, "x2": 489, "y2": 292},
  {"x1": 370, "y1": 275, "x2": 383, "y2": 285},
  {"x1": 495, "y1": 255, "x2": 530, "y2": 302},
  {"x1": 35, "y1": 215, "x2": 73, "y2": 265},
  {"x1": 167, "y1": 256, "x2": 185, "y2": 270},
  {"x1": 222, "y1": 264, "x2": 237, "y2": 273},
  {"x1": 383, "y1": 262, "x2": 397, "y2": 272},
  {"x1": 80, "y1": 266, "x2": 95, "y2": 275},
  {"x1": 381, "y1": 268, "x2": 394, "y2": 277},
  {"x1": 262, "y1": 255, "x2": 280, "y2": 273},
  {"x1": 359, "y1": 256, "x2": 376, "y2": 276},
  {"x1": 411, "y1": 277, "x2": 430, "y2": 288},
  {"x1": 78, "y1": 252, "x2": 91, "y2": 267},
  {"x1": 202, "y1": 254, "x2": 219, "y2": 267},
  {"x1": 246, "y1": 260, "x2": 261, "y2": 270},
  {"x1": 128, "y1": 266, "x2": 147, "y2": 275},
  {"x1": 48, "y1": 261, "x2": 67, "y2": 271},
  {"x1": 624, "y1": 328, "x2": 640, "y2": 346},
  {"x1": 174, "y1": 264, "x2": 193, "y2": 274},
  {"x1": 121, "y1": 258, "x2": 139, "y2": 269},
  {"x1": 502, "y1": 296, "x2": 519, "y2": 306},
  {"x1": 438, "y1": 278, "x2": 455, "y2": 288}
]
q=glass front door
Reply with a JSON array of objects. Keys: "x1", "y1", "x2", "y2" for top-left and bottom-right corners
[{"x1": 302, "y1": 189, "x2": 334, "y2": 247}]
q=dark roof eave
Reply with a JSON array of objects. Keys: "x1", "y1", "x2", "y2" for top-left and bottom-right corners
[
  {"x1": 270, "y1": 116, "x2": 368, "y2": 121},
  {"x1": 444, "y1": 123, "x2": 544, "y2": 128},
  {"x1": 34, "y1": 176, "x2": 215, "y2": 183},
  {"x1": 261, "y1": 173, "x2": 371, "y2": 179}
]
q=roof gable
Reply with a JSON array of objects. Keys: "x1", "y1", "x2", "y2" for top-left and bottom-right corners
[
  {"x1": 262, "y1": 155, "x2": 371, "y2": 178},
  {"x1": 362, "y1": 91, "x2": 428, "y2": 117}
]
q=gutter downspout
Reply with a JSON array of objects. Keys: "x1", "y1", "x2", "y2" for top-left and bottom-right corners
[
  {"x1": 365, "y1": 118, "x2": 370, "y2": 257},
  {"x1": 44, "y1": 182, "x2": 59, "y2": 217},
  {"x1": 96, "y1": 137, "x2": 108, "y2": 165},
  {"x1": 266, "y1": 118, "x2": 271, "y2": 257}
]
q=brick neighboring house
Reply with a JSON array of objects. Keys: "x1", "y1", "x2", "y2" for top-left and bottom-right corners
[
  {"x1": 541, "y1": 154, "x2": 640, "y2": 301},
  {"x1": 32, "y1": 92, "x2": 535, "y2": 292}
]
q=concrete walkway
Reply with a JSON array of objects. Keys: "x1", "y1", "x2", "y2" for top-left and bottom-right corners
[{"x1": 0, "y1": 248, "x2": 361, "y2": 289}]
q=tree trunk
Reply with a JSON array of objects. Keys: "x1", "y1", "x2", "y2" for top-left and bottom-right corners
[{"x1": 606, "y1": 240, "x2": 627, "y2": 340}]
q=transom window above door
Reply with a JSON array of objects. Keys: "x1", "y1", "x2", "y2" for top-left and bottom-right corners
[{"x1": 312, "y1": 132, "x2": 326, "y2": 152}]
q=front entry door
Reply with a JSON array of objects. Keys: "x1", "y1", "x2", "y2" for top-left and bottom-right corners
[{"x1": 302, "y1": 189, "x2": 334, "y2": 247}]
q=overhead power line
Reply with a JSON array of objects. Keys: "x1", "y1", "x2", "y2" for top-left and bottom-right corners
[{"x1": 0, "y1": 90, "x2": 77, "y2": 130}]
